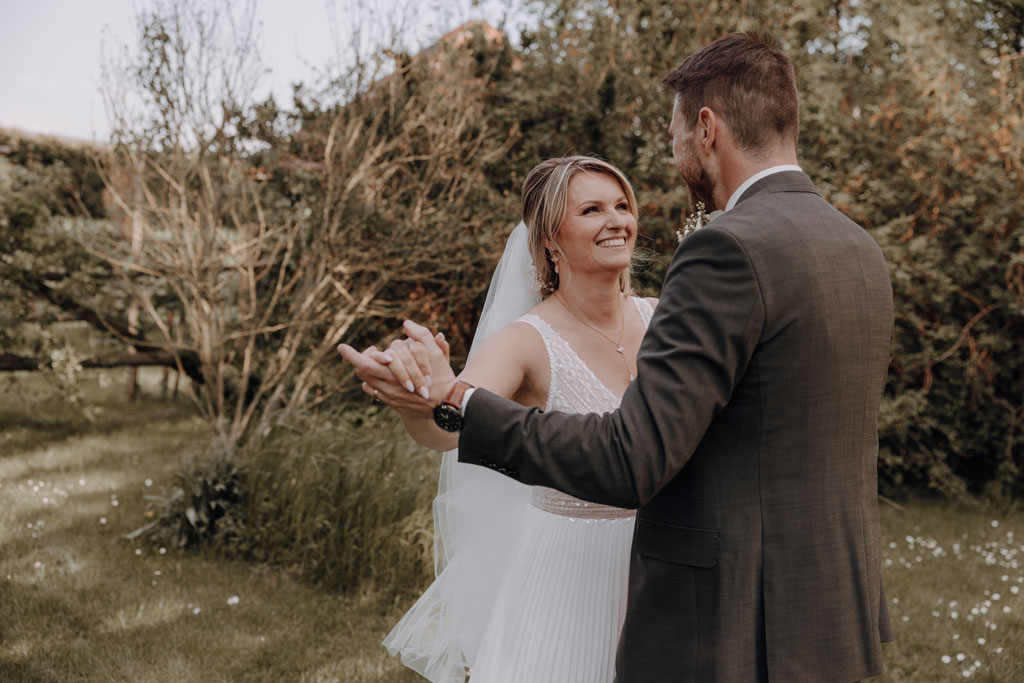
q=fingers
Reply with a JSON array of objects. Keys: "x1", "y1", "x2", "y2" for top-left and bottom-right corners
[
  {"x1": 361, "y1": 381, "x2": 384, "y2": 403},
  {"x1": 338, "y1": 343, "x2": 378, "y2": 375},
  {"x1": 381, "y1": 339, "x2": 425, "y2": 398},
  {"x1": 406, "y1": 339, "x2": 433, "y2": 388},
  {"x1": 403, "y1": 320, "x2": 448, "y2": 366},
  {"x1": 434, "y1": 332, "x2": 450, "y2": 362},
  {"x1": 340, "y1": 324, "x2": 451, "y2": 405},
  {"x1": 338, "y1": 343, "x2": 404, "y2": 398},
  {"x1": 337, "y1": 342, "x2": 358, "y2": 362},
  {"x1": 403, "y1": 319, "x2": 437, "y2": 346},
  {"x1": 365, "y1": 347, "x2": 394, "y2": 365},
  {"x1": 388, "y1": 337, "x2": 431, "y2": 381}
]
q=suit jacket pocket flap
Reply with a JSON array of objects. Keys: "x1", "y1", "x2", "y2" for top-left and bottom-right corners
[{"x1": 637, "y1": 518, "x2": 719, "y2": 568}]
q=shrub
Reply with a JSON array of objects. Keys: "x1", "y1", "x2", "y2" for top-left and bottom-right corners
[
  {"x1": 131, "y1": 444, "x2": 247, "y2": 549},
  {"x1": 229, "y1": 408, "x2": 436, "y2": 598},
  {"x1": 136, "y1": 406, "x2": 436, "y2": 598}
]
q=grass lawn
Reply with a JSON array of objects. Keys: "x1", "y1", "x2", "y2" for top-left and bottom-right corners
[
  {"x1": 877, "y1": 499, "x2": 1024, "y2": 682},
  {"x1": 0, "y1": 369, "x2": 419, "y2": 683},
  {"x1": 1, "y1": 368, "x2": 1022, "y2": 681}
]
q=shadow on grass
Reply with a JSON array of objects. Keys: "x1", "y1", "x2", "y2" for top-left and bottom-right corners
[
  {"x1": 0, "y1": 408, "x2": 86, "y2": 452},
  {"x1": 0, "y1": 661, "x2": 52, "y2": 683},
  {"x1": 0, "y1": 398, "x2": 199, "y2": 457}
]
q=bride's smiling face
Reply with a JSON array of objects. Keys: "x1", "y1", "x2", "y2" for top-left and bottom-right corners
[{"x1": 550, "y1": 171, "x2": 637, "y2": 282}]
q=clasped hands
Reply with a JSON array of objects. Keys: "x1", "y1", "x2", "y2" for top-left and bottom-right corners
[{"x1": 337, "y1": 320, "x2": 458, "y2": 419}]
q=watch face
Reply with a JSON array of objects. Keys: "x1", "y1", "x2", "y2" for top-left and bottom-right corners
[{"x1": 433, "y1": 404, "x2": 463, "y2": 432}]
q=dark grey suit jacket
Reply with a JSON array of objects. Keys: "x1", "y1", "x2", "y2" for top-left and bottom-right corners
[{"x1": 458, "y1": 172, "x2": 894, "y2": 682}]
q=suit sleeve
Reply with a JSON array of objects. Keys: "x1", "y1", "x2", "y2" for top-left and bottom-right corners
[{"x1": 457, "y1": 226, "x2": 765, "y2": 508}]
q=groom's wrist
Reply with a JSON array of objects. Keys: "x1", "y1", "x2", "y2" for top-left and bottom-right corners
[{"x1": 432, "y1": 380, "x2": 475, "y2": 432}]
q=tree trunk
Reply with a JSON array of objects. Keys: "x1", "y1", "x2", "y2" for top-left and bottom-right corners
[{"x1": 127, "y1": 162, "x2": 144, "y2": 400}]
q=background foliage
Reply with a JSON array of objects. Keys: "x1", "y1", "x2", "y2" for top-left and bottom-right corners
[{"x1": 1, "y1": 0, "x2": 1022, "y2": 595}]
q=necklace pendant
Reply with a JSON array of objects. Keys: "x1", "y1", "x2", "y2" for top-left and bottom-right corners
[
  {"x1": 629, "y1": 374, "x2": 635, "y2": 381},
  {"x1": 616, "y1": 347, "x2": 624, "y2": 354}
]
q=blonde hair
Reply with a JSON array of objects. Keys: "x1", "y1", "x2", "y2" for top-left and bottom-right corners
[{"x1": 521, "y1": 156, "x2": 639, "y2": 296}]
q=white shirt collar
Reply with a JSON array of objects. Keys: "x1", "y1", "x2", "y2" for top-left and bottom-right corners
[{"x1": 724, "y1": 164, "x2": 803, "y2": 212}]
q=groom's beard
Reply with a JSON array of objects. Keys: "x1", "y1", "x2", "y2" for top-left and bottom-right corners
[
  {"x1": 687, "y1": 165, "x2": 718, "y2": 214},
  {"x1": 677, "y1": 139, "x2": 719, "y2": 213}
]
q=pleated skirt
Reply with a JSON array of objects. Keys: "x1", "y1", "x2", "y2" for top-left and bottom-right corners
[{"x1": 469, "y1": 503, "x2": 635, "y2": 683}]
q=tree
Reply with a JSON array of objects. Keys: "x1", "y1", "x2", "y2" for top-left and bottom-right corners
[
  {"x1": 480, "y1": 0, "x2": 1023, "y2": 498},
  {"x1": 0, "y1": 133, "x2": 184, "y2": 393},
  {"x1": 95, "y1": 0, "x2": 512, "y2": 449}
]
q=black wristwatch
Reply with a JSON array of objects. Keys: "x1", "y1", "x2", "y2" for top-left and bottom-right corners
[{"x1": 433, "y1": 380, "x2": 475, "y2": 432}]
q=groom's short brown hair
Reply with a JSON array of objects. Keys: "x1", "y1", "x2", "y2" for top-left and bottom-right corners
[{"x1": 663, "y1": 32, "x2": 798, "y2": 153}]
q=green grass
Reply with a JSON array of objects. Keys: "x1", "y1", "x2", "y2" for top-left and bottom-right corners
[
  {"x1": 0, "y1": 369, "x2": 420, "y2": 682},
  {"x1": 876, "y1": 500, "x2": 1024, "y2": 682},
  {"x1": 1, "y1": 368, "x2": 1022, "y2": 681}
]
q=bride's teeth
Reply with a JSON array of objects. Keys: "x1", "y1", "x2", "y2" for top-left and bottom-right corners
[{"x1": 598, "y1": 238, "x2": 626, "y2": 247}]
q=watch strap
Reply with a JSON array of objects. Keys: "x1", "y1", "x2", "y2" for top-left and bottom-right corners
[{"x1": 444, "y1": 380, "x2": 475, "y2": 410}]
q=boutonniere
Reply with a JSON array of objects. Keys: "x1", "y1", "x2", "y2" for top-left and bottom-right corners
[{"x1": 676, "y1": 202, "x2": 725, "y2": 243}]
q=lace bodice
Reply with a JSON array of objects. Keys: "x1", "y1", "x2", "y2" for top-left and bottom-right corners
[{"x1": 516, "y1": 296, "x2": 655, "y2": 518}]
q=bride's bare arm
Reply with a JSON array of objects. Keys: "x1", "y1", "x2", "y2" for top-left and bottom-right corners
[{"x1": 373, "y1": 322, "x2": 543, "y2": 452}]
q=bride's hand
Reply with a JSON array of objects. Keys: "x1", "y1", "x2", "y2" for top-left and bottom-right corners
[
  {"x1": 339, "y1": 322, "x2": 455, "y2": 419},
  {"x1": 399, "y1": 320, "x2": 459, "y2": 404},
  {"x1": 337, "y1": 341, "x2": 433, "y2": 417},
  {"x1": 379, "y1": 332, "x2": 450, "y2": 400}
]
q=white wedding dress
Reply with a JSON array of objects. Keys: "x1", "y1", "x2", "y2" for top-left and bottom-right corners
[{"x1": 384, "y1": 292, "x2": 654, "y2": 683}]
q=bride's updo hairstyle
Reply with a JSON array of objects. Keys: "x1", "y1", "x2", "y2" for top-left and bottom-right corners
[{"x1": 521, "y1": 156, "x2": 639, "y2": 297}]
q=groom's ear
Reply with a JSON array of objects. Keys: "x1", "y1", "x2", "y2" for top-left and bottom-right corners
[{"x1": 697, "y1": 107, "x2": 718, "y2": 155}]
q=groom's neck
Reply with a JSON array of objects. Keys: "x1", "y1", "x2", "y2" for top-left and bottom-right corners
[{"x1": 714, "y1": 145, "x2": 799, "y2": 209}]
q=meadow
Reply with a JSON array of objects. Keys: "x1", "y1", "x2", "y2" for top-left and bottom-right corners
[
  {"x1": 1, "y1": 369, "x2": 1022, "y2": 682},
  {"x1": 0, "y1": 370, "x2": 419, "y2": 683}
]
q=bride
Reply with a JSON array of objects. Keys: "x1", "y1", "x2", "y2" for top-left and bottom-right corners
[{"x1": 341, "y1": 155, "x2": 657, "y2": 682}]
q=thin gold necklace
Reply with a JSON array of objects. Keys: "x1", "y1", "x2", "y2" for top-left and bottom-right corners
[{"x1": 553, "y1": 292, "x2": 635, "y2": 382}]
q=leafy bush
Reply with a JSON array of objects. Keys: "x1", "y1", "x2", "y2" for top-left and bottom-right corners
[
  {"x1": 132, "y1": 445, "x2": 247, "y2": 549},
  {"x1": 0, "y1": 129, "x2": 106, "y2": 217},
  {"x1": 829, "y1": 4, "x2": 1024, "y2": 502}
]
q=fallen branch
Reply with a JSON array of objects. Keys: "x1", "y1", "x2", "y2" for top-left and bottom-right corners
[
  {"x1": 0, "y1": 262, "x2": 205, "y2": 384},
  {"x1": 0, "y1": 350, "x2": 186, "y2": 373}
]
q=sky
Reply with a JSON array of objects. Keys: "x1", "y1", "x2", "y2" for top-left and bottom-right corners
[{"x1": 0, "y1": 0, "x2": 515, "y2": 142}]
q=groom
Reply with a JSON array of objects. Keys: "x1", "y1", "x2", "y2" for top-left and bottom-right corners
[{"x1": 344, "y1": 32, "x2": 894, "y2": 681}]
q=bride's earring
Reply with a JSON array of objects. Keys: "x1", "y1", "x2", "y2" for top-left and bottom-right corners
[{"x1": 527, "y1": 259, "x2": 542, "y2": 294}]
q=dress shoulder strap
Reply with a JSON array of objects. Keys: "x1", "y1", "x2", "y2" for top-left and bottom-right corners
[
  {"x1": 514, "y1": 313, "x2": 555, "y2": 343},
  {"x1": 512, "y1": 313, "x2": 557, "y2": 367},
  {"x1": 511, "y1": 314, "x2": 558, "y2": 411}
]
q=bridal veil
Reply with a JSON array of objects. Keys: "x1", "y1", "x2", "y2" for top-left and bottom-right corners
[{"x1": 383, "y1": 222, "x2": 541, "y2": 682}]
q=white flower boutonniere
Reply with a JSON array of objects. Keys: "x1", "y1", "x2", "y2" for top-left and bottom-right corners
[{"x1": 676, "y1": 202, "x2": 725, "y2": 243}]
